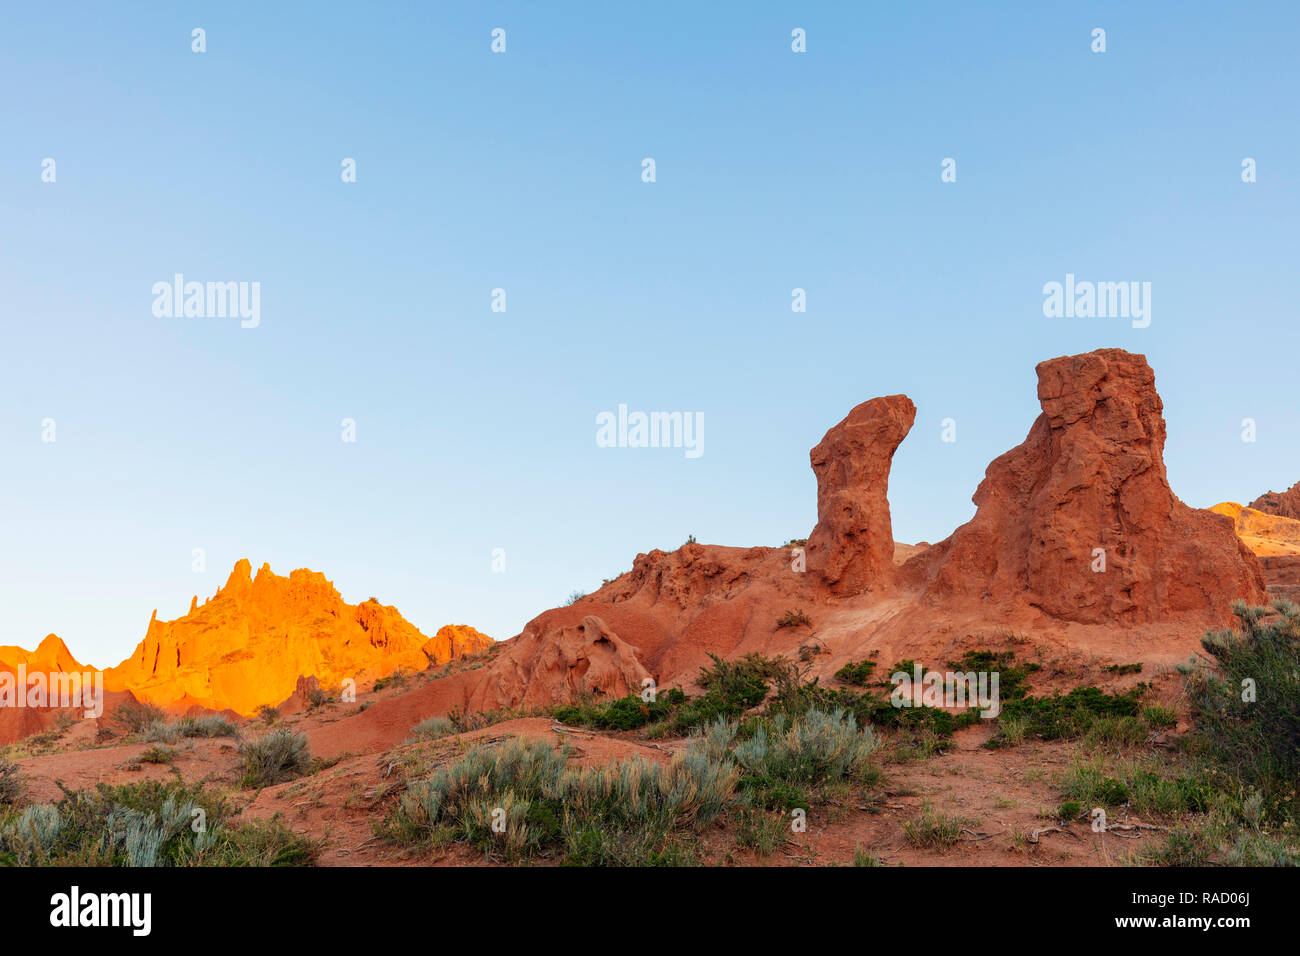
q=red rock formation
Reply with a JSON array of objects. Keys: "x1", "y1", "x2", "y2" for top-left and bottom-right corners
[
  {"x1": 103, "y1": 560, "x2": 493, "y2": 716},
  {"x1": 914, "y1": 349, "x2": 1266, "y2": 623},
  {"x1": 1248, "y1": 481, "x2": 1300, "y2": 520},
  {"x1": 423, "y1": 625, "x2": 495, "y2": 664},
  {"x1": 464, "y1": 615, "x2": 651, "y2": 711},
  {"x1": 806, "y1": 395, "x2": 916, "y2": 595}
]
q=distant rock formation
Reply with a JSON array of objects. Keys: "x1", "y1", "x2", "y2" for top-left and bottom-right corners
[
  {"x1": 101, "y1": 560, "x2": 493, "y2": 715},
  {"x1": 1248, "y1": 481, "x2": 1300, "y2": 521},
  {"x1": 1211, "y1": 502, "x2": 1300, "y2": 557}
]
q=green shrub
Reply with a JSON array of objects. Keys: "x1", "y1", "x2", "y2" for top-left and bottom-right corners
[
  {"x1": 110, "y1": 699, "x2": 168, "y2": 736},
  {"x1": 903, "y1": 800, "x2": 969, "y2": 849},
  {"x1": 986, "y1": 685, "x2": 1144, "y2": 747},
  {"x1": 945, "y1": 650, "x2": 1040, "y2": 701},
  {"x1": 138, "y1": 745, "x2": 177, "y2": 765},
  {"x1": 0, "y1": 759, "x2": 23, "y2": 806},
  {"x1": 1142, "y1": 705, "x2": 1177, "y2": 730},
  {"x1": 834, "y1": 660, "x2": 878, "y2": 686},
  {"x1": 1186, "y1": 600, "x2": 1300, "y2": 823},
  {"x1": 1106, "y1": 663, "x2": 1143, "y2": 675},
  {"x1": 730, "y1": 709, "x2": 878, "y2": 795},
  {"x1": 1060, "y1": 759, "x2": 1210, "y2": 817},
  {"x1": 144, "y1": 714, "x2": 240, "y2": 743},
  {"x1": 239, "y1": 730, "x2": 312, "y2": 789},
  {"x1": 409, "y1": 716, "x2": 456, "y2": 742},
  {"x1": 776, "y1": 609, "x2": 812, "y2": 629},
  {"x1": 554, "y1": 690, "x2": 686, "y2": 732}
]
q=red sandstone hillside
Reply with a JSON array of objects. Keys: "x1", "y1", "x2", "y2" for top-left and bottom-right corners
[{"x1": 302, "y1": 349, "x2": 1271, "y2": 748}]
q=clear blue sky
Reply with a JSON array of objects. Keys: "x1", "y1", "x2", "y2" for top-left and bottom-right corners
[{"x1": 2, "y1": 2, "x2": 1297, "y2": 667}]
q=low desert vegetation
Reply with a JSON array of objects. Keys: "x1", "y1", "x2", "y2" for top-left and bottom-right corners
[
  {"x1": 550, "y1": 653, "x2": 781, "y2": 737},
  {"x1": 1015, "y1": 601, "x2": 1300, "y2": 867},
  {"x1": 1105, "y1": 662, "x2": 1144, "y2": 675},
  {"x1": 384, "y1": 737, "x2": 734, "y2": 865},
  {"x1": 834, "y1": 658, "x2": 877, "y2": 686},
  {"x1": 144, "y1": 714, "x2": 240, "y2": 743},
  {"x1": 386, "y1": 697, "x2": 884, "y2": 864},
  {"x1": 408, "y1": 716, "x2": 455, "y2": 742},
  {"x1": 109, "y1": 699, "x2": 168, "y2": 736},
  {"x1": 553, "y1": 689, "x2": 687, "y2": 732},
  {"x1": 776, "y1": 608, "x2": 812, "y2": 629},
  {"x1": 0, "y1": 780, "x2": 317, "y2": 866},
  {"x1": 306, "y1": 685, "x2": 333, "y2": 710},
  {"x1": 1137, "y1": 600, "x2": 1300, "y2": 864},
  {"x1": 1141, "y1": 705, "x2": 1177, "y2": 730},
  {"x1": 985, "y1": 685, "x2": 1146, "y2": 748},
  {"x1": 0, "y1": 759, "x2": 23, "y2": 807},
  {"x1": 138, "y1": 745, "x2": 178, "y2": 765},
  {"x1": 903, "y1": 800, "x2": 972, "y2": 850},
  {"x1": 239, "y1": 730, "x2": 313, "y2": 789}
]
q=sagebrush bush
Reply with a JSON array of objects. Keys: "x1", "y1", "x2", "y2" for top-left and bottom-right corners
[
  {"x1": 110, "y1": 699, "x2": 168, "y2": 735},
  {"x1": 730, "y1": 709, "x2": 879, "y2": 792},
  {"x1": 0, "y1": 780, "x2": 317, "y2": 866},
  {"x1": 0, "y1": 759, "x2": 23, "y2": 806},
  {"x1": 1187, "y1": 600, "x2": 1300, "y2": 823},
  {"x1": 144, "y1": 714, "x2": 240, "y2": 743},
  {"x1": 387, "y1": 736, "x2": 736, "y2": 864},
  {"x1": 239, "y1": 730, "x2": 312, "y2": 789},
  {"x1": 408, "y1": 716, "x2": 455, "y2": 742}
]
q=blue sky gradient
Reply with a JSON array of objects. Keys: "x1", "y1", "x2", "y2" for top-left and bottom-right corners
[{"x1": 2, "y1": 2, "x2": 1297, "y2": 665}]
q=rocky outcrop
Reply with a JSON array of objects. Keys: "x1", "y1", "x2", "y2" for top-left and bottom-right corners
[
  {"x1": 423, "y1": 624, "x2": 497, "y2": 664},
  {"x1": 806, "y1": 395, "x2": 916, "y2": 595},
  {"x1": 465, "y1": 615, "x2": 651, "y2": 711},
  {"x1": 914, "y1": 349, "x2": 1266, "y2": 624},
  {"x1": 1211, "y1": 502, "x2": 1300, "y2": 557},
  {"x1": 1248, "y1": 481, "x2": 1300, "y2": 521},
  {"x1": 103, "y1": 560, "x2": 494, "y2": 716}
]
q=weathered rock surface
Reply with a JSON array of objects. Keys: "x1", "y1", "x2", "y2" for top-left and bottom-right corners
[
  {"x1": 1248, "y1": 481, "x2": 1300, "y2": 521},
  {"x1": 911, "y1": 349, "x2": 1266, "y2": 623},
  {"x1": 807, "y1": 395, "x2": 917, "y2": 595},
  {"x1": 101, "y1": 560, "x2": 493, "y2": 716}
]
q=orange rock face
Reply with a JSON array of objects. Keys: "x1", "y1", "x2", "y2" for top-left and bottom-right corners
[
  {"x1": 1210, "y1": 502, "x2": 1300, "y2": 557},
  {"x1": 807, "y1": 395, "x2": 917, "y2": 595},
  {"x1": 1248, "y1": 481, "x2": 1300, "y2": 520},
  {"x1": 102, "y1": 560, "x2": 493, "y2": 716}
]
